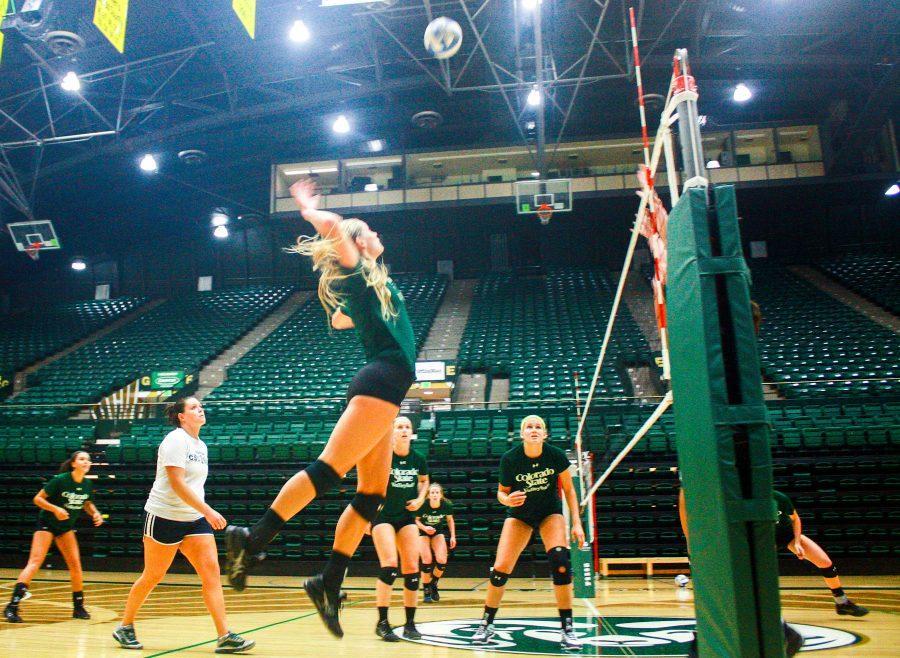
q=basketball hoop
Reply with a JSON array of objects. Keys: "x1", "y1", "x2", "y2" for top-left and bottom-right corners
[
  {"x1": 25, "y1": 241, "x2": 43, "y2": 261},
  {"x1": 537, "y1": 203, "x2": 553, "y2": 225}
]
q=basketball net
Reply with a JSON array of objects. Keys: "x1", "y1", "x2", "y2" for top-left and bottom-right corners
[
  {"x1": 25, "y1": 241, "x2": 43, "y2": 261},
  {"x1": 537, "y1": 203, "x2": 553, "y2": 225}
]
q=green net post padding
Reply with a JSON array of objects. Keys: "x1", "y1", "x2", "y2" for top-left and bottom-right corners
[
  {"x1": 573, "y1": 480, "x2": 596, "y2": 598},
  {"x1": 667, "y1": 185, "x2": 785, "y2": 657}
]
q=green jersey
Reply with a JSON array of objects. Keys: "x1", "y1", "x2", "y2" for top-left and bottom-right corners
[
  {"x1": 418, "y1": 500, "x2": 454, "y2": 534},
  {"x1": 499, "y1": 444, "x2": 570, "y2": 522},
  {"x1": 338, "y1": 262, "x2": 416, "y2": 372},
  {"x1": 37, "y1": 472, "x2": 93, "y2": 533},
  {"x1": 773, "y1": 490, "x2": 795, "y2": 536},
  {"x1": 380, "y1": 449, "x2": 428, "y2": 522}
]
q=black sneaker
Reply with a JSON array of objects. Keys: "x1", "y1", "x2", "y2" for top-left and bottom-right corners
[
  {"x1": 225, "y1": 526, "x2": 266, "y2": 592},
  {"x1": 836, "y1": 600, "x2": 869, "y2": 617},
  {"x1": 303, "y1": 574, "x2": 344, "y2": 638},
  {"x1": 430, "y1": 582, "x2": 440, "y2": 602},
  {"x1": 215, "y1": 631, "x2": 256, "y2": 654},
  {"x1": 73, "y1": 606, "x2": 91, "y2": 619},
  {"x1": 112, "y1": 625, "x2": 143, "y2": 649},
  {"x1": 403, "y1": 623, "x2": 422, "y2": 640},
  {"x1": 3, "y1": 604, "x2": 22, "y2": 623},
  {"x1": 375, "y1": 619, "x2": 400, "y2": 642},
  {"x1": 423, "y1": 584, "x2": 433, "y2": 604},
  {"x1": 784, "y1": 622, "x2": 804, "y2": 657}
]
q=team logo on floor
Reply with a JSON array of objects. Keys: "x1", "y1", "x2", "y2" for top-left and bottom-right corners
[{"x1": 403, "y1": 617, "x2": 859, "y2": 655}]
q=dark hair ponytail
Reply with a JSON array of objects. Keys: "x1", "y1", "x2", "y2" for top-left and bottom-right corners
[
  {"x1": 165, "y1": 398, "x2": 189, "y2": 427},
  {"x1": 59, "y1": 450, "x2": 88, "y2": 473}
]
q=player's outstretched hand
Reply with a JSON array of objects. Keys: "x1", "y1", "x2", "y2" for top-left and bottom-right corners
[{"x1": 290, "y1": 178, "x2": 320, "y2": 214}]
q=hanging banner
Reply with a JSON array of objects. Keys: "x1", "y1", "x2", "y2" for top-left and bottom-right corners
[
  {"x1": 0, "y1": 0, "x2": 9, "y2": 66},
  {"x1": 93, "y1": 0, "x2": 129, "y2": 54},
  {"x1": 232, "y1": 0, "x2": 256, "y2": 39}
]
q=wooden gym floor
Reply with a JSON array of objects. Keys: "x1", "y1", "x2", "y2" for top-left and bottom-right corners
[{"x1": 0, "y1": 569, "x2": 897, "y2": 657}]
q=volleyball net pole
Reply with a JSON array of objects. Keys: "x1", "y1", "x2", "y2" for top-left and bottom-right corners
[{"x1": 576, "y1": 14, "x2": 703, "y2": 508}]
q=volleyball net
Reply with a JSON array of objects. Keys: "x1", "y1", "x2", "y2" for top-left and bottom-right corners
[{"x1": 575, "y1": 19, "x2": 709, "y2": 508}]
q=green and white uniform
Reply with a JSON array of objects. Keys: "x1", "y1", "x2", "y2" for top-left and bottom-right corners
[
  {"x1": 418, "y1": 500, "x2": 454, "y2": 537},
  {"x1": 339, "y1": 262, "x2": 416, "y2": 372},
  {"x1": 499, "y1": 444, "x2": 570, "y2": 530},
  {"x1": 36, "y1": 473, "x2": 93, "y2": 536},
  {"x1": 375, "y1": 449, "x2": 429, "y2": 530}
]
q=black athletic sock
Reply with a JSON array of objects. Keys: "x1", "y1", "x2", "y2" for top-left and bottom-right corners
[
  {"x1": 559, "y1": 608, "x2": 573, "y2": 628},
  {"x1": 322, "y1": 550, "x2": 352, "y2": 594},
  {"x1": 73, "y1": 591, "x2": 85, "y2": 608},
  {"x1": 831, "y1": 587, "x2": 848, "y2": 604},
  {"x1": 9, "y1": 582, "x2": 27, "y2": 607},
  {"x1": 405, "y1": 606, "x2": 416, "y2": 624},
  {"x1": 248, "y1": 508, "x2": 286, "y2": 554},
  {"x1": 378, "y1": 606, "x2": 389, "y2": 623},
  {"x1": 432, "y1": 575, "x2": 441, "y2": 584},
  {"x1": 483, "y1": 606, "x2": 498, "y2": 624}
]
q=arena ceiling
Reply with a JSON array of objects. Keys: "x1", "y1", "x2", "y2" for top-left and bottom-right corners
[{"x1": 0, "y1": 0, "x2": 896, "y2": 255}]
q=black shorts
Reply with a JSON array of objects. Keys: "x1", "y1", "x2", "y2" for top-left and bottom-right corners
[
  {"x1": 347, "y1": 359, "x2": 414, "y2": 407},
  {"x1": 510, "y1": 511, "x2": 563, "y2": 532},
  {"x1": 374, "y1": 516, "x2": 417, "y2": 533},
  {"x1": 420, "y1": 527, "x2": 449, "y2": 538},
  {"x1": 776, "y1": 525, "x2": 795, "y2": 548},
  {"x1": 143, "y1": 512, "x2": 213, "y2": 545},
  {"x1": 35, "y1": 518, "x2": 74, "y2": 537}
]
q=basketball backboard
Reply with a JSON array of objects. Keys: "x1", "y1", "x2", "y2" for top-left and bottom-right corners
[
  {"x1": 6, "y1": 219, "x2": 61, "y2": 252},
  {"x1": 515, "y1": 178, "x2": 572, "y2": 214}
]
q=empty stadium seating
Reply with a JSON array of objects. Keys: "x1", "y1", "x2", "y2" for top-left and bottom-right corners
[
  {"x1": 204, "y1": 273, "x2": 447, "y2": 414},
  {"x1": 751, "y1": 263, "x2": 899, "y2": 398},
  {"x1": 458, "y1": 268, "x2": 650, "y2": 402},
  {"x1": 819, "y1": 253, "x2": 900, "y2": 315},
  {"x1": 0, "y1": 298, "x2": 147, "y2": 391},
  {"x1": 4, "y1": 287, "x2": 293, "y2": 418}
]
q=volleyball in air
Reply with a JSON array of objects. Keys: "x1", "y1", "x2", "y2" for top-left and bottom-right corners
[{"x1": 424, "y1": 17, "x2": 463, "y2": 59}]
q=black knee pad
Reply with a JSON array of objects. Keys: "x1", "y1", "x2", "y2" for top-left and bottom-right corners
[
  {"x1": 378, "y1": 566, "x2": 398, "y2": 586},
  {"x1": 819, "y1": 563, "x2": 838, "y2": 579},
  {"x1": 350, "y1": 492, "x2": 384, "y2": 522},
  {"x1": 548, "y1": 546, "x2": 572, "y2": 586},
  {"x1": 489, "y1": 569, "x2": 510, "y2": 587},
  {"x1": 435, "y1": 562, "x2": 447, "y2": 572},
  {"x1": 404, "y1": 573, "x2": 420, "y2": 591},
  {"x1": 421, "y1": 562, "x2": 434, "y2": 575},
  {"x1": 305, "y1": 459, "x2": 342, "y2": 496}
]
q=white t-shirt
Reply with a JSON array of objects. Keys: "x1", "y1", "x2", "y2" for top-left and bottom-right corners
[{"x1": 144, "y1": 428, "x2": 209, "y2": 522}]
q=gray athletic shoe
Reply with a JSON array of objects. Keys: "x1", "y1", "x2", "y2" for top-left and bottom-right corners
[
  {"x1": 560, "y1": 626, "x2": 582, "y2": 651},
  {"x1": 471, "y1": 621, "x2": 495, "y2": 645},
  {"x1": 112, "y1": 625, "x2": 143, "y2": 650},
  {"x1": 215, "y1": 631, "x2": 256, "y2": 654}
]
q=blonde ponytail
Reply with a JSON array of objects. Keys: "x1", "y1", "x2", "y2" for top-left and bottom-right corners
[{"x1": 287, "y1": 218, "x2": 398, "y2": 322}]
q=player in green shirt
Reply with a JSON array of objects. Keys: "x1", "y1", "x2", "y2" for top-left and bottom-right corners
[
  {"x1": 772, "y1": 490, "x2": 868, "y2": 616},
  {"x1": 225, "y1": 178, "x2": 416, "y2": 640},
  {"x1": 472, "y1": 415, "x2": 585, "y2": 650},
  {"x1": 679, "y1": 488, "x2": 868, "y2": 617},
  {"x1": 370, "y1": 416, "x2": 429, "y2": 641},
  {"x1": 416, "y1": 482, "x2": 456, "y2": 603},
  {"x1": 4, "y1": 451, "x2": 103, "y2": 623}
]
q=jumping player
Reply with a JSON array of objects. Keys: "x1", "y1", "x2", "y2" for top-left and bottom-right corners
[{"x1": 224, "y1": 178, "x2": 416, "y2": 638}]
